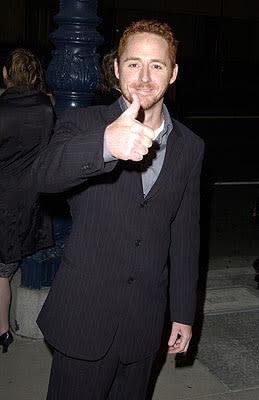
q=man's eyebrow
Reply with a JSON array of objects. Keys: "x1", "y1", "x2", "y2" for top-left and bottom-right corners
[
  {"x1": 122, "y1": 57, "x2": 141, "y2": 63},
  {"x1": 151, "y1": 59, "x2": 167, "y2": 66},
  {"x1": 123, "y1": 57, "x2": 167, "y2": 66}
]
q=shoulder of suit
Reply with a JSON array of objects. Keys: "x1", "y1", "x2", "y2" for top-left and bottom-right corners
[
  {"x1": 54, "y1": 100, "x2": 120, "y2": 135},
  {"x1": 172, "y1": 118, "x2": 204, "y2": 150},
  {"x1": 58, "y1": 100, "x2": 120, "y2": 122}
]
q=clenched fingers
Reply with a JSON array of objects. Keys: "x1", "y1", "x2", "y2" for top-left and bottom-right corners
[{"x1": 141, "y1": 134, "x2": 153, "y2": 148}]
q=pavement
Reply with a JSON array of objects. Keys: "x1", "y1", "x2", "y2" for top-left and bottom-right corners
[{"x1": 1, "y1": 185, "x2": 259, "y2": 400}]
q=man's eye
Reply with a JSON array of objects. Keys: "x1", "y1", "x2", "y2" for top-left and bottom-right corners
[
  {"x1": 128, "y1": 63, "x2": 139, "y2": 68},
  {"x1": 152, "y1": 64, "x2": 162, "y2": 70}
]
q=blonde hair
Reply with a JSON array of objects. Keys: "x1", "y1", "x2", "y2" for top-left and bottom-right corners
[
  {"x1": 118, "y1": 19, "x2": 178, "y2": 68},
  {"x1": 4, "y1": 48, "x2": 46, "y2": 91}
]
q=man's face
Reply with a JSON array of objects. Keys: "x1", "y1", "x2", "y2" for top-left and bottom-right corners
[{"x1": 115, "y1": 32, "x2": 178, "y2": 111}]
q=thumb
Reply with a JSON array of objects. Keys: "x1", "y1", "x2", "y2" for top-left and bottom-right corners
[
  {"x1": 124, "y1": 93, "x2": 141, "y2": 119},
  {"x1": 168, "y1": 326, "x2": 178, "y2": 346}
]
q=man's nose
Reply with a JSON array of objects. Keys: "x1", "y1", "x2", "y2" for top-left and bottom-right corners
[{"x1": 139, "y1": 65, "x2": 151, "y2": 82}]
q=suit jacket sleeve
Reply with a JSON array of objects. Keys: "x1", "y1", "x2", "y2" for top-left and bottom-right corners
[
  {"x1": 169, "y1": 141, "x2": 204, "y2": 325},
  {"x1": 32, "y1": 108, "x2": 117, "y2": 193}
]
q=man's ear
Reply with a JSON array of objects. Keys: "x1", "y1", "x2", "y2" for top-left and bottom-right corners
[
  {"x1": 3, "y1": 66, "x2": 7, "y2": 81},
  {"x1": 114, "y1": 58, "x2": 119, "y2": 80},
  {"x1": 169, "y1": 64, "x2": 178, "y2": 85}
]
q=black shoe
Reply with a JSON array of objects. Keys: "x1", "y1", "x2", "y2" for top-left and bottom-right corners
[{"x1": 0, "y1": 331, "x2": 13, "y2": 353}]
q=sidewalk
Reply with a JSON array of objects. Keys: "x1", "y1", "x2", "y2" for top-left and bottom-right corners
[{"x1": 1, "y1": 261, "x2": 259, "y2": 400}]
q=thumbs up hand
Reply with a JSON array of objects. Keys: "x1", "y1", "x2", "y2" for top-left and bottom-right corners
[{"x1": 105, "y1": 94, "x2": 155, "y2": 161}]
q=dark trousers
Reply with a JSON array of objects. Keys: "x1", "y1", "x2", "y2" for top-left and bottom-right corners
[{"x1": 47, "y1": 346, "x2": 155, "y2": 400}]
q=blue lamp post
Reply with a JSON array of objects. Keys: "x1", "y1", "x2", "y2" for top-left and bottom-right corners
[{"x1": 46, "y1": 0, "x2": 103, "y2": 113}]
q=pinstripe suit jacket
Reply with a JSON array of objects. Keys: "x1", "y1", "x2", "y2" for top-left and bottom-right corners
[{"x1": 35, "y1": 99, "x2": 204, "y2": 363}]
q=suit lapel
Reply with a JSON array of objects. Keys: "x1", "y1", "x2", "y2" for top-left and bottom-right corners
[
  {"x1": 105, "y1": 99, "x2": 123, "y2": 123},
  {"x1": 144, "y1": 126, "x2": 184, "y2": 201}
]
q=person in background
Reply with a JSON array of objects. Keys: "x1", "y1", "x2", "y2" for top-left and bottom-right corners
[
  {"x1": 34, "y1": 20, "x2": 204, "y2": 399},
  {"x1": 0, "y1": 48, "x2": 55, "y2": 353},
  {"x1": 92, "y1": 48, "x2": 121, "y2": 105}
]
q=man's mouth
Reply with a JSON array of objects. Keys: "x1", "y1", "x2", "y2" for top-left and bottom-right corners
[{"x1": 135, "y1": 87, "x2": 154, "y2": 95}]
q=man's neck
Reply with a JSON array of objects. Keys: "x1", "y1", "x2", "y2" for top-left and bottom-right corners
[{"x1": 140, "y1": 105, "x2": 164, "y2": 131}]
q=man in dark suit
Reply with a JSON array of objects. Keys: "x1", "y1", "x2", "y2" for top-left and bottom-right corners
[{"x1": 34, "y1": 19, "x2": 204, "y2": 399}]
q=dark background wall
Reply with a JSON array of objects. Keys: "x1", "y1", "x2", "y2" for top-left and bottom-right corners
[
  {"x1": 1, "y1": 0, "x2": 259, "y2": 181},
  {"x1": 98, "y1": 0, "x2": 259, "y2": 116},
  {"x1": 1, "y1": 0, "x2": 259, "y2": 114},
  {"x1": 0, "y1": 0, "x2": 58, "y2": 65}
]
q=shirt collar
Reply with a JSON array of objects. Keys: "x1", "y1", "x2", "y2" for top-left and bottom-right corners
[{"x1": 118, "y1": 96, "x2": 173, "y2": 145}]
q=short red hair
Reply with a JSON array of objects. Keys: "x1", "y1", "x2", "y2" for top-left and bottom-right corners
[{"x1": 118, "y1": 19, "x2": 178, "y2": 68}]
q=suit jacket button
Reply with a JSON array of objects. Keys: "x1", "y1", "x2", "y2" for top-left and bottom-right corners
[
  {"x1": 135, "y1": 239, "x2": 141, "y2": 247},
  {"x1": 127, "y1": 277, "x2": 135, "y2": 284},
  {"x1": 82, "y1": 163, "x2": 91, "y2": 170}
]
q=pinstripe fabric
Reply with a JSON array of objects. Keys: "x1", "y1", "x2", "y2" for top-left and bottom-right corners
[
  {"x1": 47, "y1": 347, "x2": 154, "y2": 400},
  {"x1": 34, "y1": 99, "x2": 204, "y2": 363}
]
